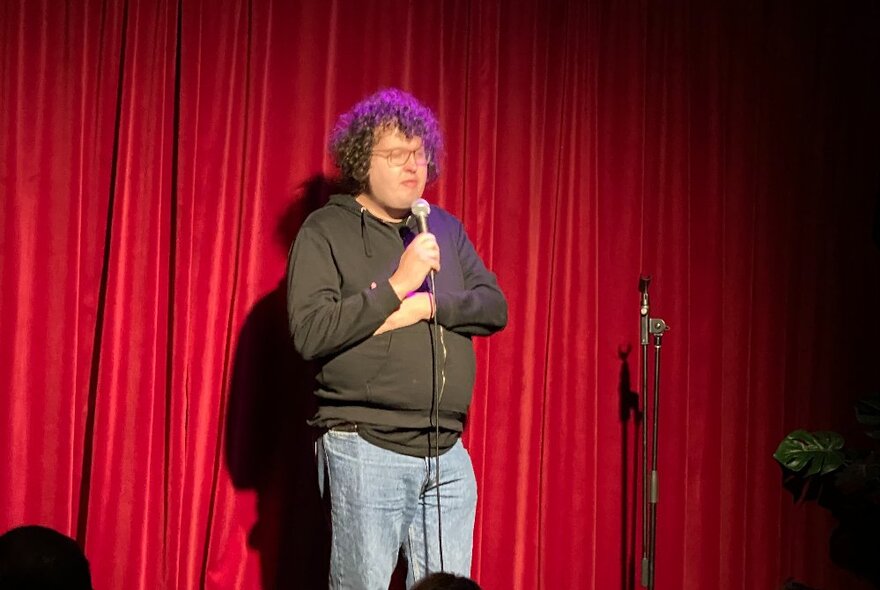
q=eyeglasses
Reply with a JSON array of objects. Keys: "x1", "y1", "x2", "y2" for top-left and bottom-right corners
[{"x1": 371, "y1": 147, "x2": 431, "y2": 167}]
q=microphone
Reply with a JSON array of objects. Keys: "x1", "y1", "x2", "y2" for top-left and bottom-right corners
[
  {"x1": 411, "y1": 198, "x2": 436, "y2": 292},
  {"x1": 411, "y1": 199, "x2": 431, "y2": 234}
]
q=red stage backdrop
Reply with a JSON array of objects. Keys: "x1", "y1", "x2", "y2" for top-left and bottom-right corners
[{"x1": 2, "y1": 1, "x2": 879, "y2": 589}]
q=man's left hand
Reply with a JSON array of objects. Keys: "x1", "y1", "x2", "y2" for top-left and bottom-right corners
[{"x1": 373, "y1": 292, "x2": 434, "y2": 336}]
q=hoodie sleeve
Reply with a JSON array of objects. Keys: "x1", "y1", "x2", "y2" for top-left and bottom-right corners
[
  {"x1": 287, "y1": 225, "x2": 401, "y2": 361},
  {"x1": 434, "y1": 221, "x2": 508, "y2": 336}
]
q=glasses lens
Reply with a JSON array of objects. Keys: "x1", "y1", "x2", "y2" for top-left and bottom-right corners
[
  {"x1": 388, "y1": 149, "x2": 408, "y2": 166},
  {"x1": 384, "y1": 148, "x2": 430, "y2": 167}
]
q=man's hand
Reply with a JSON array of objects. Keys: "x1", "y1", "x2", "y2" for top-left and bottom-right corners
[
  {"x1": 373, "y1": 293, "x2": 434, "y2": 336},
  {"x1": 388, "y1": 233, "x2": 440, "y2": 300}
]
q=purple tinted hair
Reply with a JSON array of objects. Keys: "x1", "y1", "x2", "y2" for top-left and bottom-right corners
[{"x1": 329, "y1": 88, "x2": 444, "y2": 193}]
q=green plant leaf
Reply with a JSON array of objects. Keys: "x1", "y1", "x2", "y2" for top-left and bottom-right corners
[{"x1": 773, "y1": 430, "x2": 845, "y2": 476}]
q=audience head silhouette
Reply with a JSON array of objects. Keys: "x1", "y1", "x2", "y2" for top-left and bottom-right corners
[
  {"x1": 0, "y1": 525, "x2": 93, "y2": 590},
  {"x1": 411, "y1": 572, "x2": 482, "y2": 590}
]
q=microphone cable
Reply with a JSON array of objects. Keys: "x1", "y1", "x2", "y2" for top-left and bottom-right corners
[
  {"x1": 427, "y1": 271, "x2": 448, "y2": 573},
  {"x1": 411, "y1": 199, "x2": 448, "y2": 572}
]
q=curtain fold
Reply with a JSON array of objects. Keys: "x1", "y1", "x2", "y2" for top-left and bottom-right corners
[{"x1": 2, "y1": 1, "x2": 879, "y2": 588}]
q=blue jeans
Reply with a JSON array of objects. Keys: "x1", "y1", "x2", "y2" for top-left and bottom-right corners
[{"x1": 318, "y1": 430, "x2": 477, "y2": 590}]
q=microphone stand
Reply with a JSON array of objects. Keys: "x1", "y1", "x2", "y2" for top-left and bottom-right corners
[{"x1": 638, "y1": 275, "x2": 669, "y2": 590}]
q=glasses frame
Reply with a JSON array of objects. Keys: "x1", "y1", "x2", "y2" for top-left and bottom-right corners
[{"x1": 370, "y1": 147, "x2": 431, "y2": 168}]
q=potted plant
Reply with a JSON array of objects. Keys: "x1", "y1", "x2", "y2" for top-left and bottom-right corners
[{"x1": 773, "y1": 393, "x2": 880, "y2": 589}]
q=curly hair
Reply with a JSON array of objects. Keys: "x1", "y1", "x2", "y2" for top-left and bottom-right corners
[{"x1": 329, "y1": 88, "x2": 444, "y2": 195}]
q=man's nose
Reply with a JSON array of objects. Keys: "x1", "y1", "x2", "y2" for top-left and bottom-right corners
[{"x1": 402, "y1": 153, "x2": 418, "y2": 171}]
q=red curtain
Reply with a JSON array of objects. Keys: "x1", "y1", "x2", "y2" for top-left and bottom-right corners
[{"x1": 2, "y1": 1, "x2": 879, "y2": 589}]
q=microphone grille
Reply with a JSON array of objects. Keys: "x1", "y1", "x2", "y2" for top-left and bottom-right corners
[{"x1": 411, "y1": 199, "x2": 431, "y2": 217}]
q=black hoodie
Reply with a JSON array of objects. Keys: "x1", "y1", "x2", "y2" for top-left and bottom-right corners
[{"x1": 286, "y1": 194, "x2": 508, "y2": 457}]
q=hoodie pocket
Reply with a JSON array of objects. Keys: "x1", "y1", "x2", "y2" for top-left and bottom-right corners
[
  {"x1": 318, "y1": 333, "x2": 392, "y2": 398},
  {"x1": 365, "y1": 325, "x2": 434, "y2": 409}
]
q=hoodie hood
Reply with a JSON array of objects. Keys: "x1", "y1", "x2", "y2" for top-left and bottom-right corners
[{"x1": 326, "y1": 193, "x2": 419, "y2": 258}]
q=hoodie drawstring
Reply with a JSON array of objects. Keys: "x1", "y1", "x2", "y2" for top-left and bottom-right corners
[{"x1": 360, "y1": 207, "x2": 374, "y2": 257}]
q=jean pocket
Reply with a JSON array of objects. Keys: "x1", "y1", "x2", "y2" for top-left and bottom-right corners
[{"x1": 326, "y1": 428, "x2": 359, "y2": 439}]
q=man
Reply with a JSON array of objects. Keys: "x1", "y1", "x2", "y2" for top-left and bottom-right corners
[{"x1": 286, "y1": 88, "x2": 507, "y2": 589}]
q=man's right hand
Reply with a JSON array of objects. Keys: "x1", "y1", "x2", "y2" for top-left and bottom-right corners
[{"x1": 389, "y1": 232, "x2": 440, "y2": 300}]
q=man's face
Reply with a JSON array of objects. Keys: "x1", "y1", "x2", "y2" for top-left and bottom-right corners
[{"x1": 365, "y1": 128, "x2": 428, "y2": 214}]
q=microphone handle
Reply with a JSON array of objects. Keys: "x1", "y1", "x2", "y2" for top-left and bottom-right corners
[
  {"x1": 415, "y1": 215, "x2": 429, "y2": 235},
  {"x1": 413, "y1": 213, "x2": 434, "y2": 290}
]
